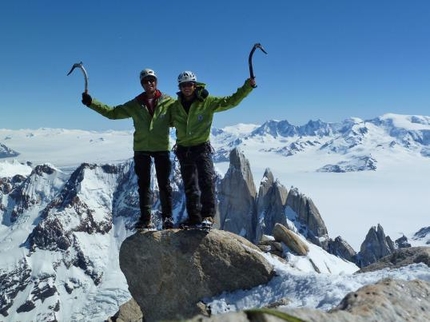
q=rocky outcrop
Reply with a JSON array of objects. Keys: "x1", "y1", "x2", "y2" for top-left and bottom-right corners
[
  {"x1": 328, "y1": 236, "x2": 357, "y2": 263},
  {"x1": 107, "y1": 298, "x2": 143, "y2": 322},
  {"x1": 257, "y1": 235, "x2": 284, "y2": 258},
  {"x1": 218, "y1": 148, "x2": 258, "y2": 242},
  {"x1": 357, "y1": 224, "x2": 395, "y2": 267},
  {"x1": 272, "y1": 223, "x2": 309, "y2": 256},
  {"x1": 395, "y1": 234, "x2": 412, "y2": 248},
  {"x1": 119, "y1": 229, "x2": 275, "y2": 322},
  {"x1": 285, "y1": 187, "x2": 329, "y2": 247},
  {"x1": 218, "y1": 148, "x2": 331, "y2": 254},
  {"x1": 185, "y1": 278, "x2": 430, "y2": 322},
  {"x1": 358, "y1": 246, "x2": 430, "y2": 273},
  {"x1": 256, "y1": 169, "x2": 288, "y2": 242},
  {"x1": 113, "y1": 228, "x2": 430, "y2": 322}
]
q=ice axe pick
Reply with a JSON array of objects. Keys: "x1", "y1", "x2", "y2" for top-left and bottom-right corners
[
  {"x1": 248, "y1": 43, "x2": 267, "y2": 88},
  {"x1": 67, "y1": 62, "x2": 89, "y2": 93}
]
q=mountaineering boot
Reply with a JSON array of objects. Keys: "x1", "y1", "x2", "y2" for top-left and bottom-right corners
[
  {"x1": 179, "y1": 217, "x2": 202, "y2": 230},
  {"x1": 180, "y1": 210, "x2": 202, "y2": 229},
  {"x1": 135, "y1": 217, "x2": 156, "y2": 231},
  {"x1": 162, "y1": 216, "x2": 174, "y2": 229},
  {"x1": 135, "y1": 221, "x2": 156, "y2": 231},
  {"x1": 201, "y1": 217, "x2": 214, "y2": 230}
]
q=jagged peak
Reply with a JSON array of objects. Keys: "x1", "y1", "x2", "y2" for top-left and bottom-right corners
[
  {"x1": 0, "y1": 142, "x2": 20, "y2": 158},
  {"x1": 300, "y1": 119, "x2": 335, "y2": 136},
  {"x1": 228, "y1": 147, "x2": 253, "y2": 174},
  {"x1": 251, "y1": 119, "x2": 296, "y2": 138},
  {"x1": 261, "y1": 168, "x2": 274, "y2": 183}
]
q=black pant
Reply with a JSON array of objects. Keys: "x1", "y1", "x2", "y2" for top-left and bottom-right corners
[
  {"x1": 134, "y1": 151, "x2": 172, "y2": 222},
  {"x1": 175, "y1": 142, "x2": 216, "y2": 223}
]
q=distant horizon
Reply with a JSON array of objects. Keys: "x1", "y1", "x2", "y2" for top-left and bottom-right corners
[{"x1": 1, "y1": 111, "x2": 430, "y2": 132}]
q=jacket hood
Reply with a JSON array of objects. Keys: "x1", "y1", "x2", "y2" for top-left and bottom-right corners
[
  {"x1": 135, "y1": 89, "x2": 162, "y2": 104},
  {"x1": 177, "y1": 82, "x2": 208, "y2": 101}
]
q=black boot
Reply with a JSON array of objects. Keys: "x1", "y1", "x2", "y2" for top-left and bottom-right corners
[{"x1": 162, "y1": 216, "x2": 174, "y2": 229}]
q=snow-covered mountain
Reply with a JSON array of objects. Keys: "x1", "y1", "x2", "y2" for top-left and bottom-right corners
[
  {"x1": 1, "y1": 113, "x2": 430, "y2": 248},
  {"x1": 211, "y1": 113, "x2": 430, "y2": 168},
  {"x1": 210, "y1": 113, "x2": 430, "y2": 249},
  {"x1": 1, "y1": 113, "x2": 429, "y2": 321}
]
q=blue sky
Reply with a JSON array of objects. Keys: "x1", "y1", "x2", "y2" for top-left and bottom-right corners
[{"x1": 1, "y1": 0, "x2": 430, "y2": 131}]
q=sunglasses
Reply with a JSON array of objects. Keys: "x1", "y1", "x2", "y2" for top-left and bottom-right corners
[
  {"x1": 180, "y1": 82, "x2": 195, "y2": 88},
  {"x1": 142, "y1": 77, "x2": 156, "y2": 84}
]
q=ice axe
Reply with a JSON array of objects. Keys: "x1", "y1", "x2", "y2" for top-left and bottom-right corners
[
  {"x1": 248, "y1": 43, "x2": 267, "y2": 87},
  {"x1": 67, "y1": 62, "x2": 89, "y2": 93}
]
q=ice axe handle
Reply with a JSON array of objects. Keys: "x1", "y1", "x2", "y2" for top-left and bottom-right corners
[
  {"x1": 67, "y1": 62, "x2": 89, "y2": 93},
  {"x1": 248, "y1": 43, "x2": 267, "y2": 88}
]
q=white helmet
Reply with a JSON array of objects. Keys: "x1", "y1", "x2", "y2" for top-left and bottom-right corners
[
  {"x1": 139, "y1": 68, "x2": 157, "y2": 82},
  {"x1": 178, "y1": 71, "x2": 197, "y2": 84}
]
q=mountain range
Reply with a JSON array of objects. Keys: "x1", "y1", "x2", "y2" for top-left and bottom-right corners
[{"x1": 0, "y1": 113, "x2": 429, "y2": 321}]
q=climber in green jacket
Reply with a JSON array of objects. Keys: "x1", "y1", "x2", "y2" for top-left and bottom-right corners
[
  {"x1": 171, "y1": 71, "x2": 256, "y2": 229},
  {"x1": 81, "y1": 68, "x2": 175, "y2": 231}
]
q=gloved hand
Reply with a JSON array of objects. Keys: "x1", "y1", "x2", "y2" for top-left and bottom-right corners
[
  {"x1": 81, "y1": 92, "x2": 92, "y2": 107},
  {"x1": 196, "y1": 87, "x2": 209, "y2": 101}
]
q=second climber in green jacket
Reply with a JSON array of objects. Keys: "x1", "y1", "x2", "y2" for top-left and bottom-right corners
[
  {"x1": 171, "y1": 71, "x2": 256, "y2": 229},
  {"x1": 81, "y1": 68, "x2": 175, "y2": 231}
]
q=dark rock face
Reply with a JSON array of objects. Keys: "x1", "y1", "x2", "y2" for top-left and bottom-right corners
[
  {"x1": 0, "y1": 259, "x2": 31, "y2": 317},
  {"x1": 395, "y1": 235, "x2": 412, "y2": 248},
  {"x1": 218, "y1": 148, "x2": 331, "y2": 252},
  {"x1": 285, "y1": 187, "x2": 328, "y2": 247},
  {"x1": 256, "y1": 169, "x2": 288, "y2": 242},
  {"x1": 119, "y1": 229, "x2": 275, "y2": 322},
  {"x1": 218, "y1": 148, "x2": 258, "y2": 242},
  {"x1": 16, "y1": 274, "x2": 58, "y2": 313},
  {"x1": 357, "y1": 224, "x2": 396, "y2": 267},
  {"x1": 328, "y1": 236, "x2": 357, "y2": 263}
]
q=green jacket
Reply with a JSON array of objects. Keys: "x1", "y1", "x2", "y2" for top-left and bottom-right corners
[
  {"x1": 88, "y1": 91, "x2": 174, "y2": 152},
  {"x1": 172, "y1": 79, "x2": 253, "y2": 147}
]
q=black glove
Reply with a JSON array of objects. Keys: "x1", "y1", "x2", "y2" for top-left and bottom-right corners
[
  {"x1": 81, "y1": 92, "x2": 92, "y2": 107},
  {"x1": 200, "y1": 88, "x2": 209, "y2": 99},
  {"x1": 196, "y1": 87, "x2": 209, "y2": 101}
]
